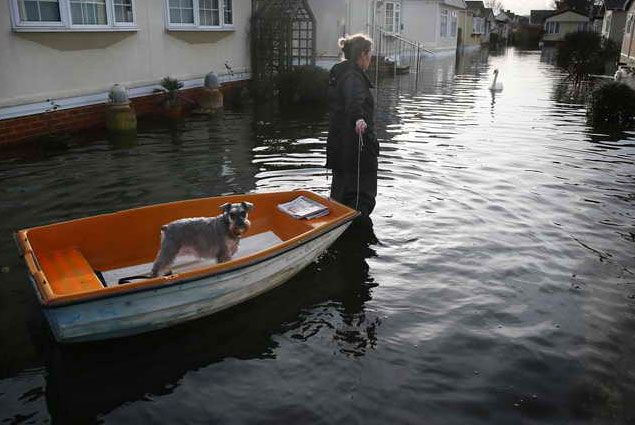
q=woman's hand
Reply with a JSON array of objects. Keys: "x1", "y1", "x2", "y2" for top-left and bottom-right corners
[{"x1": 355, "y1": 119, "x2": 367, "y2": 135}]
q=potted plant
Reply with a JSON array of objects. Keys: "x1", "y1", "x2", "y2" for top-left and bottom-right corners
[{"x1": 158, "y1": 76, "x2": 184, "y2": 118}]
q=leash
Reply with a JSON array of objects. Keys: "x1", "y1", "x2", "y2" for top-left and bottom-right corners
[{"x1": 356, "y1": 131, "x2": 364, "y2": 211}]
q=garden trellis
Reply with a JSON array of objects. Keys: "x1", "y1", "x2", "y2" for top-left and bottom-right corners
[{"x1": 251, "y1": 0, "x2": 317, "y2": 83}]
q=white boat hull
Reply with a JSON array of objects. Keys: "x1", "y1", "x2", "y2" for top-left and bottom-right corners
[{"x1": 41, "y1": 224, "x2": 349, "y2": 343}]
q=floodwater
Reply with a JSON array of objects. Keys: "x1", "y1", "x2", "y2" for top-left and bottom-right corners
[{"x1": 1, "y1": 48, "x2": 634, "y2": 424}]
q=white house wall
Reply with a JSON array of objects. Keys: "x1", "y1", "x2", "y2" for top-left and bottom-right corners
[
  {"x1": 308, "y1": 0, "x2": 371, "y2": 68},
  {"x1": 0, "y1": 0, "x2": 251, "y2": 108},
  {"x1": 402, "y1": 1, "x2": 438, "y2": 47},
  {"x1": 604, "y1": 10, "x2": 627, "y2": 43}
]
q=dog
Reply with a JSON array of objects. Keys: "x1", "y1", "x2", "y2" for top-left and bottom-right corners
[{"x1": 149, "y1": 201, "x2": 254, "y2": 277}]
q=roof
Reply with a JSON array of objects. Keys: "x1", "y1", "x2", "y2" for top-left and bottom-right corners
[
  {"x1": 604, "y1": 0, "x2": 629, "y2": 10},
  {"x1": 544, "y1": 9, "x2": 588, "y2": 20},
  {"x1": 465, "y1": 1, "x2": 485, "y2": 11},
  {"x1": 483, "y1": 7, "x2": 495, "y2": 18},
  {"x1": 442, "y1": 0, "x2": 467, "y2": 9},
  {"x1": 530, "y1": 9, "x2": 555, "y2": 25}
]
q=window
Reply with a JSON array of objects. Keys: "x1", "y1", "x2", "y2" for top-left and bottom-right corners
[
  {"x1": 17, "y1": 0, "x2": 60, "y2": 22},
  {"x1": 385, "y1": 2, "x2": 394, "y2": 32},
  {"x1": 545, "y1": 21, "x2": 560, "y2": 34},
  {"x1": 603, "y1": 13, "x2": 611, "y2": 34},
  {"x1": 577, "y1": 22, "x2": 588, "y2": 32},
  {"x1": 169, "y1": 0, "x2": 193, "y2": 24},
  {"x1": 473, "y1": 17, "x2": 483, "y2": 34},
  {"x1": 114, "y1": 0, "x2": 133, "y2": 22},
  {"x1": 199, "y1": 0, "x2": 220, "y2": 26},
  {"x1": 440, "y1": 8, "x2": 448, "y2": 37},
  {"x1": 166, "y1": 0, "x2": 234, "y2": 29},
  {"x1": 223, "y1": 0, "x2": 232, "y2": 25},
  {"x1": 384, "y1": 2, "x2": 400, "y2": 33},
  {"x1": 451, "y1": 11, "x2": 457, "y2": 36},
  {"x1": 10, "y1": 0, "x2": 136, "y2": 29},
  {"x1": 71, "y1": 0, "x2": 107, "y2": 25}
]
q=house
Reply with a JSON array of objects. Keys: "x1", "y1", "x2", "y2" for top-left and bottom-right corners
[
  {"x1": 1, "y1": 0, "x2": 251, "y2": 145},
  {"x1": 483, "y1": 7, "x2": 497, "y2": 43},
  {"x1": 602, "y1": 0, "x2": 629, "y2": 43},
  {"x1": 309, "y1": 0, "x2": 467, "y2": 67},
  {"x1": 495, "y1": 10, "x2": 516, "y2": 41},
  {"x1": 465, "y1": 1, "x2": 488, "y2": 45},
  {"x1": 457, "y1": 2, "x2": 480, "y2": 50},
  {"x1": 620, "y1": 0, "x2": 635, "y2": 64},
  {"x1": 402, "y1": 0, "x2": 466, "y2": 53},
  {"x1": 542, "y1": 10, "x2": 590, "y2": 44}
]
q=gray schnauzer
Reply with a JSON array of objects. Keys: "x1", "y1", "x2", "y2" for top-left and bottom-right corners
[{"x1": 149, "y1": 201, "x2": 254, "y2": 277}]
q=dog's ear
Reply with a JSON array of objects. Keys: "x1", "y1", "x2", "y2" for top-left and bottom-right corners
[
  {"x1": 241, "y1": 201, "x2": 254, "y2": 211},
  {"x1": 219, "y1": 203, "x2": 232, "y2": 214}
]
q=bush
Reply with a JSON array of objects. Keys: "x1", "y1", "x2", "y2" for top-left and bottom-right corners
[
  {"x1": 512, "y1": 27, "x2": 543, "y2": 49},
  {"x1": 159, "y1": 76, "x2": 184, "y2": 107},
  {"x1": 276, "y1": 65, "x2": 329, "y2": 105},
  {"x1": 587, "y1": 81, "x2": 635, "y2": 130},
  {"x1": 557, "y1": 31, "x2": 619, "y2": 83}
]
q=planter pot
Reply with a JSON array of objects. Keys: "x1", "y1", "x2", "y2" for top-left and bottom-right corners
[
  {"x1": 163, "y1": 101, "x2": 184, "y2": 119},
  {"x1": 106, "y1": 104, "x2": 137, "y2": 133}
]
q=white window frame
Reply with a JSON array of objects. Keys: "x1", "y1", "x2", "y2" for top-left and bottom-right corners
[
  {"x1": 472, "y1": 17, "x2": 483, "y2": 34},
  {"x1": 165, "y1": 0, "x2": 235, "y2": 31},
  {"x1": 440, "y1": 8, "x2": 448, "y2": 37},
  {"x1": 545, "y1": 21, "x2": 560, "y2": 34},
  {"x1": 384, "y1": 1, "x2": 401, "y2": 34},
  {"x1": 450, "y1": 10, "x2": 457, "y2": 37},
  {"x1": 9, "y1": 0, "x2": 137, "y2": 31}
]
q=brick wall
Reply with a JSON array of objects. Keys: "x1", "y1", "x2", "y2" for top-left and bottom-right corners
[{"x1": 0, "y1": 81, "x2": 247, "y2": 148}]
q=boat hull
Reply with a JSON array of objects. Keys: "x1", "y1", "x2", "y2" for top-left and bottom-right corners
[{"x1": 42, "y1": 223, "x2": 349, "y2": 343}]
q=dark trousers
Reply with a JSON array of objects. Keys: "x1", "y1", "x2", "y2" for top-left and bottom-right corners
[{"x1": 330, "y1": 169, "x2": 377, "y2": 217}]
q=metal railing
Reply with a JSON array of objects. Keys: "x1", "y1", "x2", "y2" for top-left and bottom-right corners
[{"x1": 369, "y1": 25, "x2": 433, "y2": 86}]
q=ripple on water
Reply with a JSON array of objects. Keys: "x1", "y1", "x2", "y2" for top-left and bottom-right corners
[{"x1": 1, "y1": 48, "x2": 635, "y2": 424}]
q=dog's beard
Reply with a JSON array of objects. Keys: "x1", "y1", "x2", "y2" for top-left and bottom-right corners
[{"x1": 229, "y1": 219, "x2": 250, "y2": 237}]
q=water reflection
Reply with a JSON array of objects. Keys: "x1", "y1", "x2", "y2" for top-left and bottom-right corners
[
  {"x1": 2, "y1": 47, "x2": 635, "y2": 424},
  {"x1": 41, "y1": 220, "x2": 379, "y2": 422}
]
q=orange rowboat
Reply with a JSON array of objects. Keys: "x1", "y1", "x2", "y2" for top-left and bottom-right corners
[{"x1": 14, "y1": 190, "x2": 358, "y2": 343}]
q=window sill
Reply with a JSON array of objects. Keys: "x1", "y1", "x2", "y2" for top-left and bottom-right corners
[
  {"x1": 166, "y1": 26, "x2": 236, "y2": 32},
  {"x1": 12, "y1": 26, "x2": 138, "y2": 33}
]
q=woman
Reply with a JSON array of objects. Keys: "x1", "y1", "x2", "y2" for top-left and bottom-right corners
[{"x1": 326, "y1": 34, "x2": 378, "y2": 218}]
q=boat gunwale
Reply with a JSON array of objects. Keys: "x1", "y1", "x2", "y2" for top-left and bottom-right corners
[{"x1": 16, "y1": 191, "x2": 359, "y2": 308}]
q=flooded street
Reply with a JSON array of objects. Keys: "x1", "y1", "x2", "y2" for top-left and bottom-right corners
[{"x1": 1, "y1": 48, "x2": 634, "y2": 423}]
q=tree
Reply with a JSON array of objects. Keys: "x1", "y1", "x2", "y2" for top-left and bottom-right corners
[
  {"x1": 552, "y1": 0, "x2": 594, "y2": 14},
  {"x1": 556, "y1": 31, "x2": 619, "y2": 84},
  {"x1": 588, "y1": 82, "x2": 635, "y2": 131},
  {"x1": 485, "y1": 0, "x2": 504, "y2": 14}
]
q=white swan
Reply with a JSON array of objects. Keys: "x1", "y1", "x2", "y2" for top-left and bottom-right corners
[{"x1": 489, "y1": 69, "x2": 503, "y2": 92}]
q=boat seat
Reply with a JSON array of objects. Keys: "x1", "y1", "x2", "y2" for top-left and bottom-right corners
[{"x1": 37, "y1": 248, "x2": 104, "y2": 296}]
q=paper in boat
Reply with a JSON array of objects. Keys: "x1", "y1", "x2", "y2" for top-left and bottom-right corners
[{"x1": 277, "y1": 195, "x2": 330, "y2": 219}]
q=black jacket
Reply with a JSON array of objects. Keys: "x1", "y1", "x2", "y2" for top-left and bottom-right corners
[{"x1": 326, "y1": 60, "x2": 378, "y2": 172}]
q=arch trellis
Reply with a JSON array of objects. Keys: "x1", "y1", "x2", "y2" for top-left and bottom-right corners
[{"x1": 251, "y1": 0, "x2": 317, "y2": 83}]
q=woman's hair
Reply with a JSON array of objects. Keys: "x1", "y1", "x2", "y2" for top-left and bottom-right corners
[{"x1": 338, "y1": 33, "x2": 373, "y2": 62}]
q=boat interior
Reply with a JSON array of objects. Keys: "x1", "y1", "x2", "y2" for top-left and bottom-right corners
[{"x1": 16, "y1": 191, "x2": 355, "y2": 305}]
